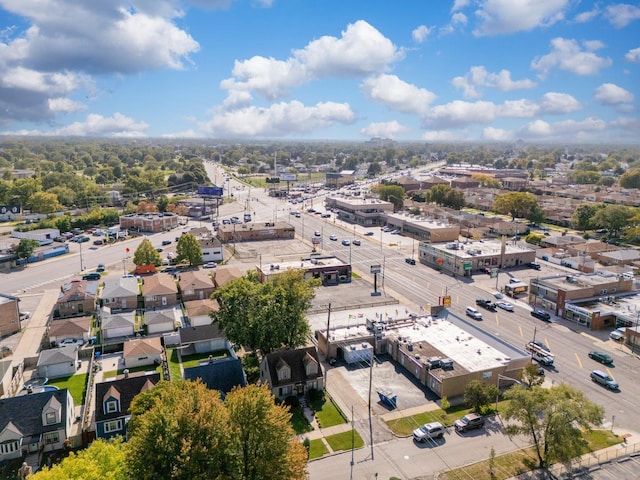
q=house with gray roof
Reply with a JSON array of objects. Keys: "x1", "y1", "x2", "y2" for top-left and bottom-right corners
[
  {"x1": 0, "y1": 388, "x2": 74, "y2": 462},
  {"x1": 99, "y1": 276, "x2": 139, "y2": 311},
  {"x1": 36, "y1": 346, "x2": 80, "y2": 379},
  {"x1": 598, "y1": 249, "x2": 640, "y2": 267},
  {"x1": 178, "y1": 324, "x2": 228, "y2": 354},
  {"x1": 101, "y1": 310, "x2": 135, "y2": 339},
  {"x1": 183, "y1": 351, "x2": 246, "y2": 399},
  {"x1": 144, "y1": 307, "x2": 181, "y2": 334},
  {"x1": 260, "y1": 346, "x2": 323, "y2": 399}
]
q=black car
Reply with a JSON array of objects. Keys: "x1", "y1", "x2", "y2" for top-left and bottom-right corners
[
  {"x1": 476, "y1": 299, "x2": 496, "y2": 311},
  {"x1": 161, "y1": 240, "x2": 171, "y2": 246},
  {"x1": 527, "y1": 262, "x2": 541, "y2": 270},
  {"x1": 588, "y1": 351, "x2": 614, "y2": 365},
  {"x1": 82, "y1": 272, "x2": 101, "y2": 281},
  {"x1": 364, "y1": 231, "x2": 374, "y2": 236},
  {"x1": 405, "y1": 258, "x2": 416, "y2": 265},
  {"x1": 531, "y1": 309, "x2": 551, "y2": 321}
]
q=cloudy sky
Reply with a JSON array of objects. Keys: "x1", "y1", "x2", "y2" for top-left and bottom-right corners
[{"x1": 0, "y1": 0, "x2": 638, "y2": 142}]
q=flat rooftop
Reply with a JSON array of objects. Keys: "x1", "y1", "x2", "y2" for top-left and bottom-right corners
[
  {"x1": 427, "y1": 238, "x2": 534, "y2": 258},
  {"x1": 385, "y1": 212, "x2": 457, "y2": 229},
  {"x1": 538, "y1": 272, "x2": 626, "y2": 291},
  {"x1": 259, "y1": 255, "x2": 346, "y2": 273}
]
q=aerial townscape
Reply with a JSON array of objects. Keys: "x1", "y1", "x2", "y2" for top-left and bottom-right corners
[
  {"x1": 1, "y1": 139, "x2": 640, "y2": 480},
  {"x1": 0, "y1": 1, "x2": 639, "y2": 479}
]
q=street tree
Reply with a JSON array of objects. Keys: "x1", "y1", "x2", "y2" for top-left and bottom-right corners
[
  {"x1": 30, "y1": 438, "x2": 128, "y2": 480},
  {"x1": 127, "y1": 380, "x2": 233, "y2": 480},
  {"x1": 426, "y1": 184, "x2": 451, "y2": 206},
  {"x1": 464, "y1": 380, "x2": 499, "y2": 414},
  {"x1": 571, "y1": 204, "x2": 600, "y2": 232},
  {"x1": 175, "y1": 233, "x2": 203, "y2": 266},
  {"x1": 212, "y1": 269, "x2": 319, "y2": 354},
  {"x1": 493, "y1": 192, "x2": 539, "y2": 220},
  {"x1": 132, "y1": 238, "x2": 162, "y2": 267},
  {"x1": 502, "y1": 384, "x2": 604, "y2": 469},
  {"x1": 592, "y1": 204, "x2": 634, "y2": 237},
  {"x1": 28, "y1": 191, "x2": 62, "y2": 214},
  {"x1": 226, "y1": 384, "x2": 308, "y2": 480},
  {"x1": 376, "y1": 185, "x2": 405, "y2": 210},
  {"x1": 520, "y1": 364, "x2": 545, "y2": 389},
  {"x1": 15, "y1": 239, "x2": 40, "y2": 263}
]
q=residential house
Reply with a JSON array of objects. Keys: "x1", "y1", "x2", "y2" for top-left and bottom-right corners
[
  {"x1": 101, "y1": 310, "x2": 136, "y2": 340},
  {"x1": 94, "y1": 372, "x2": 160, "y2": 439},
  {"x1": 199, "y1": 236, "x2": 224, "y2": 263},
  {"x1": 142, "y1": 273, "x2": 178, "y2": 309},
  {"x1": 0, "y1": 293, "x2": 21, "y2": 337},
  {"x1": 0, "y1": 388, "x2": 74, "y2": 461},
  {"x1": 211, "y1": 267, "x2": 244, "y2": 289},
  {"x1": 184, "y1": 298, "x2": 219, "y2": 327},
  {"x1": 55, "y1": 280, "x2": 97, "y2": 318},
  {"x1": 183, "y1": 348, "x2": 246, "y2": 398},
  {"x1": 48, "y1": 316, "x2": 91, "y2": 346},
  {"x1": 144, "y1": 307, "x2": 181, "y2": 334},
  {"x1": 178, "y1": 324, "x2": 229, "y2": 354},
  {"x1": 260, "y1": 346, "x2": 324, "y2": 399},
  {"x1": 123, "y1": 337, "x2": 163, "y2": 369},
  {"x1": 178, "y1": 270, "x2": 215, "y2": 302},
  {"x1": 598, "y1": 249, "x2": 640, "y2": 267},
  {"x1": 36, "y1": 346, "x2": 80, "y2": 379},
  {"x1": 99, "y1": 276, "x2": 140, "y2": 311}
]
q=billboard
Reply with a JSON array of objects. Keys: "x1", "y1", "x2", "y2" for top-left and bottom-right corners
[
  {"x1": 281, "y1": 174, "x2": 297, "y2": 182},
  {"x1": 198, "y1": 185, "x2": 224, "y2": 196}
]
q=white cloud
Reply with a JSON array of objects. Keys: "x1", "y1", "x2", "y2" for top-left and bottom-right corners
[
  {"x1": 574, "y1": 7, "x2": 600, "y2": 23},
  {"x1": 55, "y1": 112, "x2": 149, "y2": 137},
  {"x1": 199, "y1": 100, "x2": 355, "y2": 137},
  {"x1": 412, "y1": 25, "x2": 432, "y2": 43},
  {"x1": 360, "y1": 74, "x2": 436, "y2": 115},
  {"x1": 48, "y1": 97, "x2": 87, "y2": 113},
  {"x1": 531, "y1": 37, "x2": 612, "y2": 78},
  {"x1": 482, "y1": 127, "x2": 514, "y2": 141},
  {"x1": 162, "y1": 129, "x2": 204, "y2": 138},
  {"x1": 473, "y1": 0, "x2": 569, "y2": 36},
  {"x1": 422, "y1": 100, "x2": 497, "y2": 128},
  {"x1": 222, "y1": 20, "x2": 403, "y2": 101},
  {"x1": 451, "y1": 12, "x2": 468, "y2": 26},
  {"x1": 452, "y1": 0, "x2": 470, "y2": 12},
  {"x1": 496, "y1": 99, "x2": 540, "y2": 118},
  {"x1": 604, "y1": 3, "x2": 640, "y2": 28},
  {"x1": 593, "y1": 83, "x2": 634, "y2": 105},
  {"x1": 452, "y1": 66, "x2": 536, "y2": 99},
  {"x1": 360, "y1": 121, "x2": 409, "y2": 139},
  {"x1": 518, "y1": 116, "x2": 606, "y2": 139},
  {"x1": 421, "y1": 130, "x2": 462, "y2": 141},
  {"x1": 538, "y1": 92, "x2": 581, "y2": 114},
  {"x1": 625, "y1": 48, "x2": 640, "y2": 63}
]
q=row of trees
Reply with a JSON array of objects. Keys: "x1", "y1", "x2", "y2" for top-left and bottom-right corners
[
  {"x1": 133, "y1": 236, "x2": 204, "y2": 268},
  {"x1": 32, "y1": 382, "x2": 307, "y2": 480}
]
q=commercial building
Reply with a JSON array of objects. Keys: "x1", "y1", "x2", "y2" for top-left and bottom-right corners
[
  {"x1": 383, "y1": 212, "x2": 460, "y2": 243},
  {"x1": 418, "y1": 238, "x2": 536, "y2": 277},
  {"x1": 257, "y1": 255, "x2": 351, "y2": 285},
  {"x1": 529, "y1": 272, "x2": 634, "y2": 330},
  {"x1": 216, "y1": 221, "x2": 295, "y2": 242},
  {"x1": 119, "y1": 212, "x2": 179, "y2": 233},
  {"x1": 325, "y1": 170, "x2": 355, "y2": 189},
  {"x1": 324, "y1": 196, "x2": 393, "y2": 226}
]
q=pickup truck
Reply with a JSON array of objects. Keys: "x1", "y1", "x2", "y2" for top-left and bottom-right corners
[
  {"x1": 476, "y1": 299, "x2": 496, "y2": 311},
  {"x1": 530, "y1": 350, "x2": 554, "y2": 366}
]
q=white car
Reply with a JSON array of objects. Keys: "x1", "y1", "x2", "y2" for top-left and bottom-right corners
[
  {"x1": 496, "y1": 301, "x2": 514, "y2": 312},
  {"x1": 19, "y1": 311, "x2": 31, "y2": 321},
  {"x1": 60, "y1": 338, "x2": 83, "y2": 346},
  {"x1": 609, "y1": 327, "x2": 626, "y2": 341},
  {"x1": 329, "y1": 235, "x2": 338, "y2": 241},
  {"x1": 203, "y1": 262, "x2": 217, "y2": 269}
]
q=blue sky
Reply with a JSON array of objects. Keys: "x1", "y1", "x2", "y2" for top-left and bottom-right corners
[{"x1": 0, "y1": 0, "x2": 638, "y2": 143}]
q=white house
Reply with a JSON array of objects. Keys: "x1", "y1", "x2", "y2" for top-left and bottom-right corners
[
  {"x1": 36, "y1": 346, "x2": 80, "y2": 379},
  {"x1": 101, "y1": 310, "x2": 136, "y2": 339},
  {"x1": 184, "y1": 299, "x2": 219, "y2": 327},
  {"x1": 123, "y1": 337, "x2": 163, "y2": 369},
  {"x1": 144, "y1": 307, "x2": 181, "y2": 334}
]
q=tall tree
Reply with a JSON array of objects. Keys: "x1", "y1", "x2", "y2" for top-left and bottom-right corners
[
  {"x1": 426, "y1": 184, "x2": 451, "y2": 206},
  {"x1": 212, "y1": 270, "x2": 319, "y2": 354},
  {"x1": 30, "y1": 438, "x2": 128, "y2": 480},
  {"x1": 15, "y1": 239, "x2": 40, "y2": 263},
  {"x1": 502, "y1": 384, "x2": 604, "y2": 469},
  {"x1": 376, "y1": 185, "x2": 405, "y2": 210},
  {"x1": 27, "y1": 191, "x2": 62, "y2": 214},
  {"x1": 463, "y1": 380, "x2": 498, "y2": 414},
  {"x1": 443, "y1": 189, "x2": 465, "y2": 210},
  {"x1": 175, "y1": 233, "x2": 203, "y2": 266},
  {"x1": 592, "y1": 204, "x2": 634, "y2": 237},
  {"x1": 571, "y1": 204, "x2": 600, "y2": 232},
  {"x1": 493, "y1": 192, "x2": 539, "y2": 220},
  {"x1": 618, "y1": 168, "x2": 640, "y2": 189},
  {"x1": 226, "y1": 384, "x2": 308, "y2": 480},
  {"x1": 132, "y1": 238, "x2": 162, "y2": 267}
]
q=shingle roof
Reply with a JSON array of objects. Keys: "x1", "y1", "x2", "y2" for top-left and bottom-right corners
[
  {"x1": 144, "y1": 307, "x2": 180, "y2": 325},
  {"x1": 123, "y1": 337, "x2": 162, "y2": 358},
  {"x1": 48, "y1": 316, "x2": 91, "y2": 338},
  {"x1": 183, "y1": 357, "x2": 245, "y2": 398},
  {"x1": 102, "y1": 311, "x2": 135, "y2": 329},
  {"x1": 263, "y1": 346, "x2": 323, "y2": 388},
  {"x1": 178, "y1": 270, "x2": 214, "y2": 290},
  {"x1": 57, "y1": 280, "x2": 97, "y2": 303},
  {"x1": 36, "y1": 346, "x2": 77, "y2": 367},
  {"x1": 184, "y1": 299, "x2": 219, "y2": 318},
  {"x1": 178, "y1": 324, "x2": 224, "y2": 344},
  {"x1": 94, "y1": 373, "x2": 161, "y2": 422},
  {"x1": 0, "y1": 389, "x2": 71, "y2": 437},
  {"x1": 141, "y1": 273, "x2": 178, "y2": 296},
  {"x1": 100, "y1": 276, "x2": 139, "y2": 299}
]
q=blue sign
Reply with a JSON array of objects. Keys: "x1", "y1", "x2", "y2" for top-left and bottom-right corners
[{"x1": 198, "y1": 186, "x2": 223, "y2": 196}]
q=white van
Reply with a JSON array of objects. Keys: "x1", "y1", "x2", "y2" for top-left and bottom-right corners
[{"x1": 466, "y1": 307, "x2": 483, "y2": 320}]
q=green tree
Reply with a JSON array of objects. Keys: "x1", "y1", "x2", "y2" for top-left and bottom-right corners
[
  {"x1": 464, "y1": 380, "x2": 498, "y2": 414},
  {"x1": 526, "y1": 204, "x2": 545, "y2": 225},
  {"x1": 15, "y1": 239, "x2": 40, "y2": 263},
  {"x1": 213, "y1": 270, "x2": 319, "y2": 354},
  {"x1": 426, "y1": 184, "x2": 451, "y2": 206},
  {"x1": 175, "y1": 233, "x2": 203, "y2": 266},
  {"x1": 132, "y1": 238, "x2": 162, "y2": 267},
  {"x1": 502, "y1": 384, "x2": 604, "y2": 468},
  {"x1": 226, "y1": 384, "x2": 308, "y2": 480},
  {"x1": 54, "y1": 214, "x2": 72, "y2": 233},
  {"x1": 377, "y1": 185, "x2": 405, "y2": 210},
  {"x1": 127, "y1": 380, "x2": 233, "y2": 480},
  {"x1": 156, "y1": 196, "x2": 169, "y2": 213},
  {"x1": 571, "y1": 204, "x2": 600, "y2": 232},
  {"x1": 471, "y1": 173, "x2": 501, "y2": 188},
  {"x1": 592, "y1": 205, "x2": 634, "y2": 237},
  {"x1": 367, "y1": 161, "x2": 382, "y2": 177},
  {"x1": 520, "y1": 364, "x2": 545, "y2": 389},
  {"x1": 619, "y1": 168, "x2": 640, "y2": 189},
  {"x1": 493, "y1": 192, "x2": 539, "y2": 220},
  {"x1": 27, "y1": 191, "x2": 62, "y2": 214},
  {"x1": 31, "y1": 438, "x2": 128, "y2": 480},
  {"x1": 443, "y1": 189, "x2": 465, "y2": 209}
]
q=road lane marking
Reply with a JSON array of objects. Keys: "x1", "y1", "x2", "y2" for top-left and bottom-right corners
[
  {"x1": 495, "y1": 313, "x2": 499, "y2": 325},
  {"x1": 607, "y1": 368, "x2": 615, "y2": 380},
  {"x1": 519, "y1": 325, "x2": 523, "y2": 338},
  {"x1": 575, "y1": 352, "x2": 583, "y2": 369}
]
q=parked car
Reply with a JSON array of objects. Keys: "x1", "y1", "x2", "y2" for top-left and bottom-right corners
[
  {"x1": 588, "y1": 351, "x2": 614, "y2": 366},
  {"x1": 530, "y1": 309, "x2": 551, "y2": 321},
  {"x1": 527, "y1": 262, "x2": 541, "y2": 270},
  {"x1": 321, "y1": 213, "x2": 331, "y2": 218},
  {"x1": 413, "y1": 422, "x2": 445, "y2": 442},
  {"x1": 496, "y1": 301, "x2": 514, "y2": 312},
  {"x1": 93, "y1": 239, "x2": 104, "y2": 246},
  {"x1": 352, "y1": 239, "x2": 361, "y2": 246},
  {"x1": 96, "y1": 264, "x2": 105, "y2": 272},
  {"x1": 19, "y1": 311, "x2": 31, "y2": 321},
  {"x1": 155, "y1": 247, "x2": 163, "y2": 253},
  {"x1": 405, "y1": 258, "x2": 416, "y2": 265},
  {"x1": 476, "y1": 299, "x2": 496, "y2": 311},
  {"x1": 82, "y1": 272, "x2": 102, "y2": 281},
  {"x1": 314, "y1": 231, "x2": 321, "y2": 237},
  {"x1": 203, "y1": 262, "x2": 217, "y2": 269},
  {"x1": 364, "y1": 231, "x2": 374, "y2": 236},
  {"x1": 609, "y1": 327, "x2": 626, "y2": 341},
  {"x1": 60, "y1": 338, "x2": 83, "y2": 347},
  {"x1": 465, "y1": 307, "x2": 483, "y2": 320},
  {"x1": 454, "y1": 413, "x2": 485, "y2": 433},
  {"x1": 590, "y1": 370, "x2": 619, "y2": 390}
]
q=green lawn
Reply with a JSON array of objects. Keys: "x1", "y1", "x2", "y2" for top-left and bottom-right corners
[
  {"x1": 290, "y1": 405, "x2": 314, "y2": 435},
  {"x1": 166, "y1": 348, "x2": 182, "y2": 380},
  {"x1": 181, "y1": 350, "x2": 228, "y2": 369},
  {"x1": 117, "y1": 365, "x2": 161, "y2": 375},
  {"x1": 324, "y1": 430, "x2": 364, "y2": 453},
  {"x1": 308, "y1": 439, "x2": 329, "y2": 460},
  {"x1": 47, "y1": 373, "x2": 87, "y2": 405},
  {"x1": 312, "y1": 397, "x2": 347, "y2": 429}
]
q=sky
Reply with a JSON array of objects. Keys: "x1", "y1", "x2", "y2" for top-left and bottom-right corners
[{"x1": 0, "y1": 0, "x2": 638, "y2": 143}]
